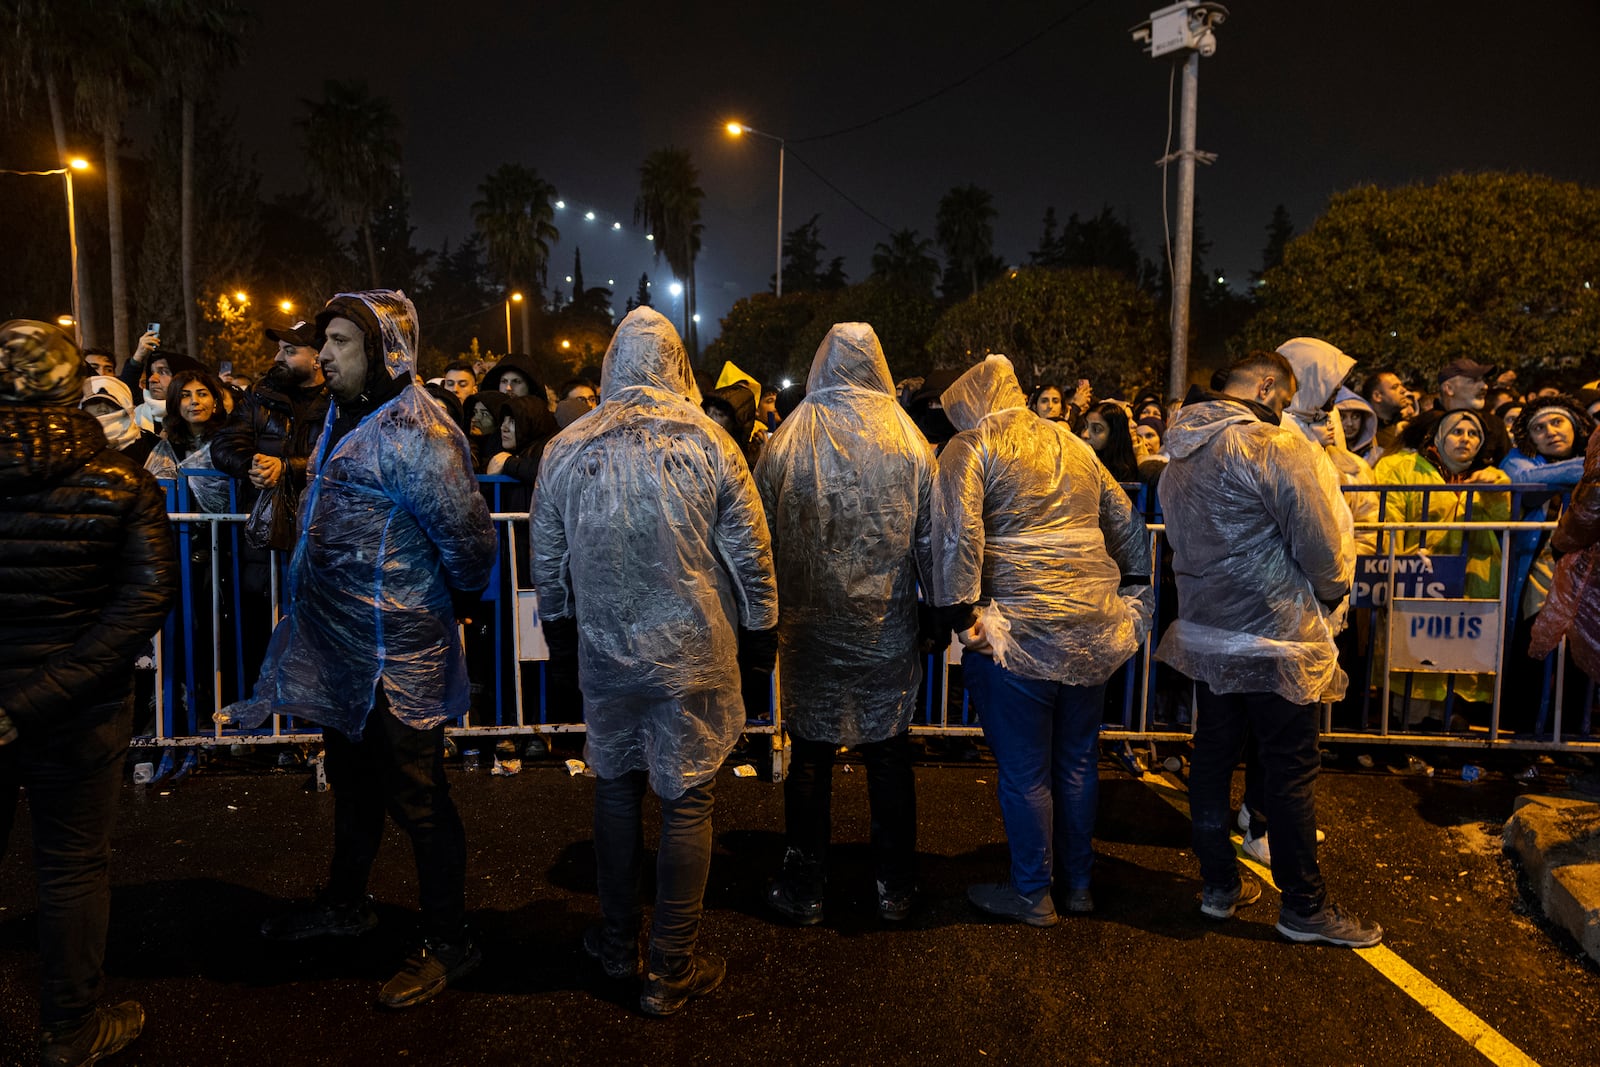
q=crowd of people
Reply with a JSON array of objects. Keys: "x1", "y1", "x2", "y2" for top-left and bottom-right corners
[{"x1": 4, "y1": 293, "x2": 1600, "y2": 1064}]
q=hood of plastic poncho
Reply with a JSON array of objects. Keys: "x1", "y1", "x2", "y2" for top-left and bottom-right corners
[
  {"x1": 1276, "y1": 337, "x2": 1354, "y2": 414},
  {"x1": 317, "y1": 290, "x2": 418, "y2": 391},
  {"x1": 599, "y1": 307, "x2": 703, "y2": 405},
  {"x1": 1165, "y1": 395, "x2": 1264, "y2": 459},
  {"x1": 806, "y1": 322, "x2": 895, "y2": 397},
  {"x1": 1334, "y1": 386, "x2": 1377, "y2": 454},
  {"x1": 939, "y1": 355, "x2": 1027, "y2": 432}
]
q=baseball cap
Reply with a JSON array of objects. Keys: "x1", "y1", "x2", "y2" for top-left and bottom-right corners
[
  {"x1": 1436, "y1": 357, "x2": 1494, "y2": 385},
  {"x1": 265, "y1": 320, "x2": 316, "y2": 347}
]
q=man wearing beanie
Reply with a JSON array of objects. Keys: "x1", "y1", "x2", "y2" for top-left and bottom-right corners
[
  {"x1": 223, "y1": 291, "x2": 498, "y2": 1010},
  {"x1": 0, "y1": 320, "x2": 179, "y2": 1066}
]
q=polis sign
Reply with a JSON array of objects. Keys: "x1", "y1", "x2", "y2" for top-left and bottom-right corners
[{"x1": 1388, "y1": 598, "x2": 1501, "y2": 674}]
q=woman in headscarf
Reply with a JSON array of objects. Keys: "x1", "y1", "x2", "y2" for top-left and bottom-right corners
[{"x1": 1372, "y1": 409, "x2": 1510, "y2": 726}]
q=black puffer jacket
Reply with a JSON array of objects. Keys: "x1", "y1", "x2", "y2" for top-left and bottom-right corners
[{"x1": 0, "y1": 405, "x2": 179, "y2": 730}]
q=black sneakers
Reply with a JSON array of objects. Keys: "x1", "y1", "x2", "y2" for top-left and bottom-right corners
[
  {"x1": 638, "y1": 953, "x2": 727, "y2": 1017},
  {"x1": 876, "y1": 880, "x2": 915, "y2": 923},
  {"x1": 767, "y1": 847, "x2": 825, "y2": 925},
  {"x1": 377, "y1": 936, "x2": 483, "y2": 1009},
  {"x1": 582, "y1": 925, "x2": 644, "y2": 980},
  {"x1": 259, "y1": 894, "x2": 378, "y2": 941},
  {"x1": 38, "y1": 1000, "x2": 145, "y2": 1067}
]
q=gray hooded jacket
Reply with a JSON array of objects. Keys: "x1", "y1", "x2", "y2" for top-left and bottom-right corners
[
  {"x1": 223, "y1": 290, "x2": 498, "y2": 738},
  {"x1": 754, "y1": 323, "x2": 935, "y2": 745},
  {"x1": 932, "y1": 356, "x2": 1152, "y2": 685},
  {"x1": 531, "y1": 308, "x2": 778, "y2": 798},
  {"x1": 1156, "y1": 394, "x2": 1354, "y2": 704}
]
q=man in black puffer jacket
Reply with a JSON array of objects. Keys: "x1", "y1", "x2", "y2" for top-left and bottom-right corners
[{"x1": 0, "y1": 320, "x2": 179, "y2": 1067}]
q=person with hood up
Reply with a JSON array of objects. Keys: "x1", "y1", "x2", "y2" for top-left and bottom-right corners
[
  {"x1": 1499, "y1": 396, "x2": 1594, "y2": 733},
  {"x1": 463, "y1": 390, "x2": 510, "y2": 474},
  {"x1": 933, "y1": 355, "x2": 1153, "y2": 925},
  {"x1": 222, "y1": 290, "x2": 498, "y2": 1011},
  {"x1": 1276, "y1": 338, "x2": 1379, "y2": 557},
  {"x1": 0, "y1": 320, "x2": 178, "y2": 1066},
  {"x1": 1372, "y1": 408, "x2": 1510, "y2": 724},
  {"x1": 1158, "y1": 350, "x2": 1382, "y2": 948},
  {"x1": 754, "y1": 323, "x2": 935, "y2": 926},
  {"x1": 80, "y1": 374, "x2": 158, "y2": 465},
  {"x1": 703, "y1": 379, "x2": 764, "y2": 467},
  {"x1": 531, "y1": 307, "x2": 777, "y2": 1016},
  {"x1": 1336, "y1": 386, "x2": 1381, "y2": 466},
  {"x1": 479, "y1": 351, "x2": 546, "y2": 400}
]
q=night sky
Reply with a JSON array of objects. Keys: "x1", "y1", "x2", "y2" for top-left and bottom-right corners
[{"x1": 221, "y1": 0, "x2": 1599, "y2": 345}]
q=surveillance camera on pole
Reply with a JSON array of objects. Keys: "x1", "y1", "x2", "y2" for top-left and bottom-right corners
[{"x1": 1131, "y1": 2, "x2": 1227, "y2": 404}]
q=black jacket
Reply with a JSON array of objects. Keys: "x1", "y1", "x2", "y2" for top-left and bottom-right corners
[
  {"x1": 0, "y1": 405, "x2": 179, "y2": 730},
  {"x1": 211, "y1": 376, "x2": 331, "y2": 508}
]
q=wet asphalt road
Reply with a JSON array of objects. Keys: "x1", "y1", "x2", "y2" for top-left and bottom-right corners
[{"x1": 2, "y1": 742, "x2": 1598, "y2": 1066}]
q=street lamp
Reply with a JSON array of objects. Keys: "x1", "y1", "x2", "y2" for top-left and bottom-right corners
[
  {"x1": 1, "y1": 156, "x2": 90, "y2": 345},
  {"x1": 726, "y1": 121, "x2": 786, "y2": 297},
  {"x1": 279, "y1": 299, "x2": 294, "y2": 314},
  {"x1": 505, "y1": 291, "x2": 523, "y2": 353}
]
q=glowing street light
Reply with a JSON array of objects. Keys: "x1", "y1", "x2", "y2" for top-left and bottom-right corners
[
  {"x1": 505, "y1": 291, "x2": 524, "y2": 353},
  {"x1": 668, "y1": 281, "x2": 683, "y2": 297},
  {"x1": 57, "y1": 315, "x2": 75, "y2": 328},
  {"x1": 584, "y1": 211, "x2": 596, "y2": 221},
  {"x1": 560, "y1": 339, "x2": 571, "y2": 350},
  {"x1": 234, "y1": 290, "x2": 248, "y2": 304},
  {"x1": 725, "y1": 120, "x2": 786, "y2": 296},
  {"x1": 279, "y1": 299, "x2": 294, "y2": 313},
  {"x1": 1, "y1": 156, "x2": 91, "y2": 344}
]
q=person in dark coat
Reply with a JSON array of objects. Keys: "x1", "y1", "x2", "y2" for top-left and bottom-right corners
[
  {"x1": 0, "y1": 320, "x2": 179, "y2": 1066},
  {"x1": 463, "y1": 391, "x2": 510, "y2": 474},
  {"x1": 478, "y1": 352, "x2": 545, "y2": 399}
]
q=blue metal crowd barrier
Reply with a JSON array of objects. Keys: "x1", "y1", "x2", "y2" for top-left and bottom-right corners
[{"x1": 141, "y1": 474, "x2": 1598, "y2": 773}]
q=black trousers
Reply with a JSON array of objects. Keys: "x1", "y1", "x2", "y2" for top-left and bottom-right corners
[
  {"x1": 1190, "y1": 683, "x2": 1327, "y2": 917},
  {"x1": 0, "y1": 696, "x2": 132, "y2": 1029},
  {"x1": 322, "y1": 691, "x2": 467, "y2": 941},
  {"x1": 783, "y1": 730, "x2": 916, "y2": 892}
]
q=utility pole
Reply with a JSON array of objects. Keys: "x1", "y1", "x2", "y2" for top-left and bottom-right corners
[{"x1": 1132, "y1": 3, "x2": 1227, "y2": 403}]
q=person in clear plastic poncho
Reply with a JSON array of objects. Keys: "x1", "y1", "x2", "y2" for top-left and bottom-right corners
[
  {"x1": 1158, "y1": 350, "x2": 1381, "y2": 948},
  {"x1": 932, "y1": 355, "x2": 1153, "y2": 926},
  {"x1": 224, "y1": 289, "x2": 499, "y2": 1008},
  {"x1": 531, "y1": 307, "x2": 777, "y2": 1012},
  {"x1": 753, "y1": 322, "x2": 934, "y2": 925}
]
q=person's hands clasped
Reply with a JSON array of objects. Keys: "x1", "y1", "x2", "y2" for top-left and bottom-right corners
[{"x1": 249, "y1": 454, "x2": 285, "y2": 490}]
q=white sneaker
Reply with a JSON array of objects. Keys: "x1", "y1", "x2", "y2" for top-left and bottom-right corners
[{"x1": 1242, "y1": 829, "x2": 1271, "y2": 866}]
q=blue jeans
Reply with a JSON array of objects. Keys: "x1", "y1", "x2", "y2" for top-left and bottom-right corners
[
  {"x1": 963, "y1": 652, "x2": 1103, "y2": 894},
  {"x1": 1190, "y1": 683, "x2": 1327, "y2": 916}
]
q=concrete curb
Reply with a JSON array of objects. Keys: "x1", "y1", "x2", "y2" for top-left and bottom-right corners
[{"x1": 1503, "y1": 793, "x2": 1600, "y2": 964}]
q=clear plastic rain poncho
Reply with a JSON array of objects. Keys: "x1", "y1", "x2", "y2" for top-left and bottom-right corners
[
  {"x1": 753, "y1": 323, "x2": 935, "y2": 745},
  {"x1": 932, "y1": 356, "x2": 1153, "y2": 685},
  {"x1": 222, "y1": 290, "x2": 498, "y2": 738},
  {"x1": 1275, "y1": 337, "x2": 1378, "y2": 556},
  {"x1": 1156, "y1": 394, "x2": 1355, "y2": 705},
  {"x1": 531, "y1": 307, "x2": 778, "y2": 799},
  {"x1": 145, "y1": 436, "x2": 232, "y2": 514}
]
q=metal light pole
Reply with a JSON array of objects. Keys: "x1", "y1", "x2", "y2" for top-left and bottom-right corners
[
  {"x1": 1132, "y1": 4, "x2": 1226, "y2": 402},
  {"x1": 505, "y1": 291, "x2": 522, "y2": 354},
  {"x1": 727, "y1": 122, "x2": 786, "y2": 297},
  {"x1": 2, "y1": 157, "x2": 89, "y2": 346}
]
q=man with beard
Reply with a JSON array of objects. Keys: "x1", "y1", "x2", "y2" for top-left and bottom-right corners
[{"x1": 212, "y1": 320, "x2": 331, "y2": 548}]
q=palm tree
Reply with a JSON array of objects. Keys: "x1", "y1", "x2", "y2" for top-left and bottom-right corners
[
  {"x1": 870, "y1": 228, "x2": 940, "y2": 296},
  {"x1": 158, "y1": 0, "x2": 249, "y2": 354},
  {"x1": 634, "y1": 148, "x2": 704, "y2": 357},
  {"x1": 472, "y1": 163, "x2": 560, "y2": 351},
  {"x1": 936, "y1": 184, "x2": 999, "y2": 298},
  {"x1": 298, "y1": 80, "x2": 403, "y2": 289}
]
